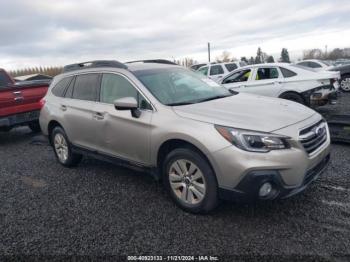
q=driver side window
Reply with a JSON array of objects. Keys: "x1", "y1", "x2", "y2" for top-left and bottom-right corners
[
  {"x1": 100, "y1": 73, "x2": 152, "y2": 110},
  {"x1": 222, "y1": 69, "x2": 251, "y2": 84}
]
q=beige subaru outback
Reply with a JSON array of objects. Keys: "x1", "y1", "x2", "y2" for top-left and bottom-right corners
[{"x1": 39, "y1": 60, "x2": 331, "y2": 213}]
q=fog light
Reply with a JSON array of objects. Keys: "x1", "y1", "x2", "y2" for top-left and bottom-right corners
[{"x1": 259, "y1": 182, "x2": 272, "y2": 197}]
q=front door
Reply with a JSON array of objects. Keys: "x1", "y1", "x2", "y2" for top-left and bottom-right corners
[
  {"x1": 94, "y1": 73, "x2": 153, "y2": 165},
  {"x1": 243, "y1": 67, "x2": 283, "y2": 97}
]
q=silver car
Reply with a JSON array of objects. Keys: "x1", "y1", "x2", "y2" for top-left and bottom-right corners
[{"x1": 39, "y1": 60, "x2": 331, "y2": 213}]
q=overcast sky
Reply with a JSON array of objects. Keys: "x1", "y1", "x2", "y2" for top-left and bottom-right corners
[{"x1": 1, "y1": 0, "x2": 350, "y2": 70}]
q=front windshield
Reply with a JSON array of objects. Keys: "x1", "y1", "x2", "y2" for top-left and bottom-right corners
[{"x1": 134, "y1": 67, "x2": 233, "y2": 106}]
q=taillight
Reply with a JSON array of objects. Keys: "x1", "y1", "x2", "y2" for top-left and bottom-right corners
[{"x1": 39, "y1": 98, "x2": 46, "y2": 108}]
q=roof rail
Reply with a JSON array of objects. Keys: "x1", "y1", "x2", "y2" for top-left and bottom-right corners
[
  {"x1": 125, "y1": 59, "x2": 177, "y2": 65},
  {"x1": 63, "y1": 60, "x2": 127, "y2": 73}
]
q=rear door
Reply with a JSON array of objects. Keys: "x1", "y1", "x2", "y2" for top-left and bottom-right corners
[{"x1": 62, "y1": 73, "x2": 102, "y2": 150}]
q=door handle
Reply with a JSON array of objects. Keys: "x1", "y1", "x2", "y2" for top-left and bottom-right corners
[
  {"x1": 60, "y1": 105, "x2": 67, "y2": 111},
  {"x1": 93, "y1": 112, "x2": 104, "y2": 120},
  {"x1": 13, "y1": 91, "x2": 22, "y2": 95},
  {"x1": 14, "y1": 97, "x2": 24, "y2": 102}
]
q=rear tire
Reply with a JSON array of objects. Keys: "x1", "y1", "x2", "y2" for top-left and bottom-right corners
[
  {"x1": 51, "y1": 126, "x2": 82, "y2": 167},
  {"x1": 280, "y1": 92, "x2": 305, "y2": 105},
  {"x1": 340, "y1": 74, "x2": 350, "y2": 92},
  {"x1": 163, "y1": 148, "x2": 219, "y2": 214},
  {"x1": 28, "y1": 121, "x2": 41, "y2": 133}
]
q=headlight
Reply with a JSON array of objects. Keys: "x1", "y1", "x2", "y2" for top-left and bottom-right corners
[{"x1": 215, "y1": 125, "x2": 290, "y2": 153}]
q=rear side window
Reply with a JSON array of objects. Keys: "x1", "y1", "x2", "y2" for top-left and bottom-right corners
[
  {"x1": 308, "y1": 62, "x2": 322, "y2": 68},
  {"x1": 297, "y1": 62, "x2": 309, "y2": 67},
  {"x1": 72, "y1": 74, "x2": 100, "y2": 101},
  {"x1": 64, "y1": 77, "x2": 76, "y2": 98},
  {"x1": 51, "y1": 77, "x2": 73, "y2": 97},
  {"x1": 224, "y1": 63, "x2": 238, "y2": 72},
  {"x1": 280, "y1": 67, "x2": 297, "y2": 78},
  {"x1": 256, "y1": 68, "x2": 279, "y2": 80},
  {"x1": 0, "y1": 71, "x2": 12, "y2": 87},
  {"x1": 210, "y1": 65, "x2": 224, "y2": 75}
]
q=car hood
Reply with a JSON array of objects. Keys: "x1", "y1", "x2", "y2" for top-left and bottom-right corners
[
  {"x1": 330, "y1": 64, "x2": 350, "y2": 74},
  {"x1": 173, "y1": 93, "x2": 316, "y2": 133}
]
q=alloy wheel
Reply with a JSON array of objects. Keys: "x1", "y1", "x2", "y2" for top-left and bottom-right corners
[
  {"x1": 341, "y1": 77, "x2": 350, "y2": 91},
  {"x1": 168, "y1": 159, "x2": 206, "y2": 205},
  {"x1": 54, "y1": 133, "x2": 69, "y2": 163}
]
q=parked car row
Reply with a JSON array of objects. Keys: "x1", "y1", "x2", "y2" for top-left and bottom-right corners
[
  {"x1": 194, "y1": 61, "x2": 247, "y2": 82},
  {"x1": 37, "y1": 59, "x2": 331, "y2": 213}
]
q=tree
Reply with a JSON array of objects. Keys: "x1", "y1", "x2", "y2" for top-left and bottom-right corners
[
  {"x1": 240, "y1": 57, "x2": 248, "y2": 64},
  {"x1": 280, "y1": 48, "x2": 290, "y2": 63},
  {"x1": 255, "y1": 47, "x2": 264, "y2": 64},
  {"x1": 175, "y1": 57, "x2": 196, "y2": 68},
  {"x1": 267, "y1": 56, "x2": 275, "y2": 63},
  {"x1": 303, "y1": 48, "x2": 323, "y2": 60},
  {"x1": 216, "y1": 51, "x2": 232, "y2": 63},
  {"x1": 249, "y1": 56, "x2": 255, "y2": 65}
]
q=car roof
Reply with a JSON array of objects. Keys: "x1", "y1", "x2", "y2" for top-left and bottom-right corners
[
  {"x1": 235, "y1": 62, "x2": 291, "y2": 70},
  {"x1": 297, "y1": 59, "x2": 323, "y2": 63},
  {"x1": 58, "y1": 61, "x2": 182, "y2": 78},
  {"x1": 127, "y1": 62, "x2": 181, "y2": 72}
]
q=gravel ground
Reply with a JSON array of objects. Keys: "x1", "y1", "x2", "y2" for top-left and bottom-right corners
[{"x1": 1, "y1": 94, "x2": 350, "y2": 260}]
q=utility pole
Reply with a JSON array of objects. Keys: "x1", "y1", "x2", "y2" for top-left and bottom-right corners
[
  {"x1": 208, "y1": 42, "x2": 211, "y2": 63},
  {"x1": 325, "y1": 45, "x2": 328, "y2": 58}
]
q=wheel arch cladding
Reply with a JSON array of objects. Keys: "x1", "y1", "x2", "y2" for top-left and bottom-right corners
[{"x1": 156, "y1": 139, "x2": 217, "y2": 179}]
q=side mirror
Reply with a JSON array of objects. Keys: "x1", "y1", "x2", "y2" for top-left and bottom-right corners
[{"x1": 114, "y1": 97, "x2": 141, "y2": 118}]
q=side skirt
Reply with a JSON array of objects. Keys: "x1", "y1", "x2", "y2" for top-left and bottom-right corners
[{"x1": 71, "y1": 145, "x2": 161, "y2": 181}]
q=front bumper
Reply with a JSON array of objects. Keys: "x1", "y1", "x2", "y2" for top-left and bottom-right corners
[{"x1": 218, "y1": 153, "x2": 330, "y2": 202}]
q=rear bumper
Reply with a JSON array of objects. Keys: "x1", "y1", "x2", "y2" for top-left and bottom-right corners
[
  {"x1": 310, "y1": 91, "x2": 338, "y2": 106},
  {"x1": 0, "y1": 110, "x2": 40, "y2": 129},
  {"x1": 218, "y1": 153, "x2": 330, "y2": 202},
  {"x1": 302, "y1": 85, "x2": 338, "y2": 106}
]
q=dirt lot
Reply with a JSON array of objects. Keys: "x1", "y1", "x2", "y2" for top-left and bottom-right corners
[{"x1": 1, "y1": 93, "x2": 350, "y2": 260}]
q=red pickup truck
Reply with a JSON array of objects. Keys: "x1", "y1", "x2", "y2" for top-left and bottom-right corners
[{"x1": 0, "y1": 68, "x2": 50, "y2": 132}]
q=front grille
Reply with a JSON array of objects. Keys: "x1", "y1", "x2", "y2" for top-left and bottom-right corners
[{"x1": 299, "y1": 120, "x2": 328, "y2": 155}]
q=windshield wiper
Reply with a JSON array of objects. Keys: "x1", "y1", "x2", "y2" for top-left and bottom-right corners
[
  {"x1": 195, "y1": 94, "x2": 232, "y2": 103},
  {"x1": 167, "y1": 101, "x2": 196, "y2": 106}
]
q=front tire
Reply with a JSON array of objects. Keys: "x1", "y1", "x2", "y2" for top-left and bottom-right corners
[
  {"x1": 163, "y1": 148, "x2": 219, "y2": 213},
  {"x1": 51, "y1": 126, "x2": 82, "y2": 167},
  {"x1": 340, "y1": 74, "x2": 350, "y2": 92},
  {"x1": 280, "y1": 92, "x2": 305, "y2": 105}
]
